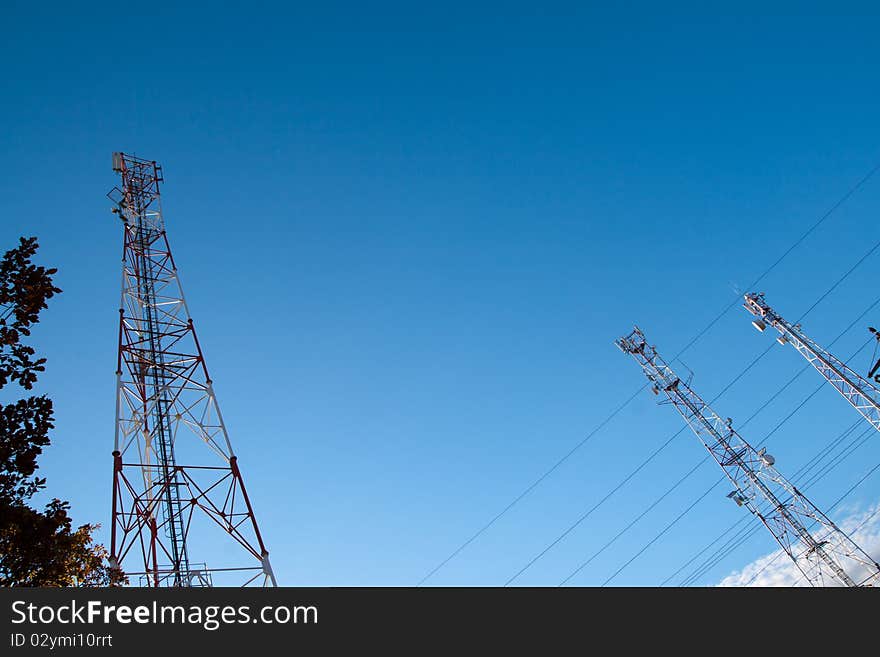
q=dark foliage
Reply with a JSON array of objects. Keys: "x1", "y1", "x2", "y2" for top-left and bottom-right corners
[{"x1": 0, "y1": 237, "x2": 124, "y2": 586}]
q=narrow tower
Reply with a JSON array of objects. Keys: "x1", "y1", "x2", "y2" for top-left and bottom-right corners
[
  {"x1": 618, "y1": 326, "x2": 879, "y2": 586},
  {"x1": 744, "y1": 292, "x2": 880, "y2": 433},
  {"x1": 108, "y1": 152, "x2": 276, "y2": 586}
]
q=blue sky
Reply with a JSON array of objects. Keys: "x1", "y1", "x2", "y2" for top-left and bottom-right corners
[{"x1": 3, "y1": 2, "x2": 880, "y2": 585}]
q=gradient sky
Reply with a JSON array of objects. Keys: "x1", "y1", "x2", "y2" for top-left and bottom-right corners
[{"x1": 3, "y1": 2, "x2": 880, "y2": 586}]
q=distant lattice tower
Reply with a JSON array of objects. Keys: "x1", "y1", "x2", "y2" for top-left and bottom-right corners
[
  {"x1": 744, "y1": 292, "x2": 880, "y2": 434},
  {"x1": 618, "y1": 326, "x2": 880, "y2": 587},
  {"x1": 107, "y1": 152, "x2": 276, "y2": 586}
]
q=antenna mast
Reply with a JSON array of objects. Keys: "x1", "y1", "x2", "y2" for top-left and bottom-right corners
[
  {"x1": 744, "y1": 292, "x2": 880, "y2": 433},
  {"x1": 108, "y1": 152, "x2": 276, "y2": 586},
  {"x1": 617, "y1": 326, "x2": 879, "y2": 586}
]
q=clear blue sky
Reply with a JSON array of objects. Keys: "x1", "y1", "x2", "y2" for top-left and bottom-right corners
[{"x1": 3, "y1": 2, "x2": 880, "y2": 585}]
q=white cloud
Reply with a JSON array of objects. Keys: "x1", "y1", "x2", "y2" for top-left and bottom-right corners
[{"x1": 717, "y1": 503, "x2": 880, "y2": 587}]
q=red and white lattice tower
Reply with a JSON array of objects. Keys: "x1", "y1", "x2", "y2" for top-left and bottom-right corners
[{"x1": 107, "y1": 152, "x2": 276, "y2": 587}]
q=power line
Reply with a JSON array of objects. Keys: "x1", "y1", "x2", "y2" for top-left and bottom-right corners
[
  {"x1": 802, "y1": 427, "x2": 877, "y2": 490},
  {"x1": 679, "y1": 421, "x2": 872, "y2": 586},
  {"x1": 673, "y1": 160, "x2": 880, "y2": 358},
  {"x1": 560, "y1": 379, "x2": 848, "y2": 586},
  {"x1": 522, "y1": 243, "x2": 880, "y2": 586},
  {"x1": 576, "y1": 240, "x2": 880, "y2": 586},
  {"x1": 602, "y1": 406, "x2": 879, "y2": 587},
  {"x1": 663, "y1": 512, "x2": 752, "y2": 587},
  {"x1": 742, "y1": 458, "x2": 880, "y2": 586},
  {"x1": 417, "y1": 159, "x2": 880, "y2": 585},
  {"x1": 558, "y1": 457, "x2": 708, "y2": 585},
  {"x1": 505, "y1": 344, "x2": 773, "y2": 585},
  {"x1": 602, "y1": 481, "x2": 719, "y2": 587},
  {"x1": 681, "y1": 415, "x2": 877, "y2": 585},
  {"x1": 415, "y1": 383, "x2": 647, "y2": 585},
  {"x1": 677, "y1": 420, "x2": 864, "y2": 585},
  {"x1": 558, "y1": 347, "x2": 832, "y2": 586},
  {"x1": 797, "y1": 239, "x2": 880, "y2": 320},
  {"x1": 665, "y1": 292, "x2": 880, "y2": 584},
  {"x1": 567, "y1": 376, "x2": 869, "y2": 587},
  {"x1": 603, "y1": 334, "x2": 878, "y2": 586}
]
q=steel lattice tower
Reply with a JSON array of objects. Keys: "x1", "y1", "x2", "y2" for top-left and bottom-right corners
[
  {"x1": 744, "y1": 292, "x2": 880, "y2": 433},
  {"x1": 107, "y1": 152, "x2": 277, "y2": 587},
  {"x1": 618, "y1": 326, "x2": 880, "y2": 587}
]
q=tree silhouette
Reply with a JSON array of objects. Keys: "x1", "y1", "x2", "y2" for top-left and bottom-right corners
[{"x1": 0, "y1": 237, "x2": 123, "y2": 586}]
